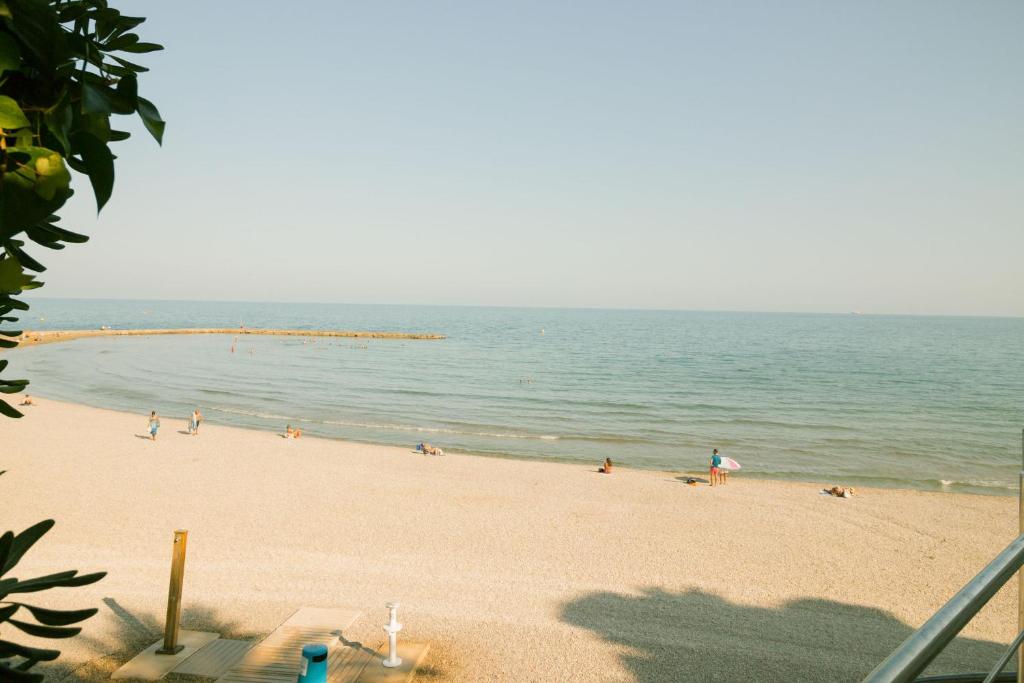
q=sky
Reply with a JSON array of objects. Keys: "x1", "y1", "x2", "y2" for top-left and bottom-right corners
[{"x1": 31, "y1": 1, "x2": 1024, "y2": 315}]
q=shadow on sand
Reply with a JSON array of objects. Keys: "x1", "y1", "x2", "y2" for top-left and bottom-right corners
[
  {"x1": 63, "y1": 598, "x2": 259, "y2": 681},
  {"x1": 560, "y1": 587, "x2": 1009, "y2": 682}
]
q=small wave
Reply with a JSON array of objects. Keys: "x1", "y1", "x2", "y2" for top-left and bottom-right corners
[
  {"x1": 938, "y1": 478, "x2": 1015, "y2": 490},
  {"x1": 208, "y1": 407, "x2": 561, "y2": 441},
  {"x1": 209, "y1": 406, "x2": 295, "y2": 421},
  {"x1": 320, "y1": 418, "x2": 560, "y2": 441}
]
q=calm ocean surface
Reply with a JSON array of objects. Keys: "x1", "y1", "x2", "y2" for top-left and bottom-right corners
[{"x1": 7, "y1": 298, "x2": 1023, "y2": 495}]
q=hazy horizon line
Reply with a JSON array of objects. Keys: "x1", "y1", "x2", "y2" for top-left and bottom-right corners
[{"x1": 21, "y1": 295, "x2": 1024, "y2": 321}]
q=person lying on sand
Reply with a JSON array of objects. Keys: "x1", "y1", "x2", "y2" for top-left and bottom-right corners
[
  {"x1": 598, "y1": 458, "x2": 613, "y2": 474},
  {"x1": 824, "y1": 486, "x2": 855, "y2": 498}
]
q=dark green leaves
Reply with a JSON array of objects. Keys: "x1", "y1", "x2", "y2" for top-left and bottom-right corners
[
  {"x1": 0, "y1": 515, "x2": 104, "y2": 675},
  {"x1": 1, "y1": 147, "x2": 73, "y2": 230},
  {"x1": 0, "y1": 638, "x2": 60, "y2": 661},
  {"x1": 0, "y1": 7, "x2": 161, "y2": 670},
  {"x1": 12, "y1": 604, "x2": 98, "y2": 626},
  {"x1": 71, "y1": 132, "x2": 114, "y2": 211},
  {"x1": 0, "y1": 398, "x2": 23, "y2": 417},
  {"x1": 0, "y1": 31, "x2": 20, "y2": 75},
  {"x1": 137, "y1": 96, "x2": 164, "y2": 144},
  {"x1": 6, "y1": 619, "x2": 82, "y2": 638},
  {"x1": 0, "y1": 520, "x2": 53, "y2": 574},
  {"x1": 0, "y1": 570, "x2": 106, "y2": 595}
]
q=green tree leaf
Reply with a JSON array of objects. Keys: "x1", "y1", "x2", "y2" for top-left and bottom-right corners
[
  {"x1": 1, "y1": 570, "x2": 106, "y2": 596},
  {"x1": 114, "y1": 73, "x2": 137, "y2": 111},
  {"x1": 0, "y1": 95, "x2": 30, "y2": 129},
  {"x1": 1, "y1": 519, "x2": 54, "y2": 574},
  {"x1": 10, "y1": 604, "x2": 98, "y2": 626},
  {"x1": 119, "y1": 41, "x2": 161, "y2": 53},
  {"x1": 0, "y1": 639, "x2": 60, "y2": 662},
  {"x1": 71, "y1": 133, "x2": 114, "y2": 212},
  {"x1": 137, "y1": 96, "x2": 164, "y2": 144},
  {"x1": 80, "y1": 82, "x2": 112, "y2": 115},
  {"x1": 0, "y1": 398, "x2": 23, "y2": 418},
  {"x1": 0, "y1": 31, "x2": 20, "y2": 75},
  {"x1": 6, "y1": 619, "x2": 82, "y2": 639},
  {"x1": 0, "y1": 256, "x2": 37, "y2": 293}
]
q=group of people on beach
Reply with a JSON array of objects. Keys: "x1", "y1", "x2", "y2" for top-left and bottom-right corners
[
  {"x1": 597, "y1": 449, "x2": 732, "y2": 486},
  {"x1": 145, "y1": 408, "x2": 202, "y2": 441}
]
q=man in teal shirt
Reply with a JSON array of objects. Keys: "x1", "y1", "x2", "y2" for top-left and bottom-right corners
[{"x1": 710, "y1": 448, "x2": 722, "y2": 486}]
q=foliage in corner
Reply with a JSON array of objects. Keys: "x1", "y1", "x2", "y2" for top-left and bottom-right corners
[
  {"x1": 0, "y1": 518, "x2": 107, "y2": 682},
  {"x1": 0, "y1": 0, "x2": 164, "y2": 417},
  {"x1": 0, "y1": 1, "x2": 163, "y2": 677}
]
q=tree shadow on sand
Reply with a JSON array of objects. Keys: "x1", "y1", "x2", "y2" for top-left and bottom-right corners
[
  {"x1": 561, "y1": 587, "x2": 1009, "y2": 683},
  {"x1": 57, "y1": 598, "x2": 260, "y2": 682}
]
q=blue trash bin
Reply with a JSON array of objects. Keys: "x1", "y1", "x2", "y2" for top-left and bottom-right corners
[{"x1": 297, "y1": 643, "x2": 328, "y2": 683}]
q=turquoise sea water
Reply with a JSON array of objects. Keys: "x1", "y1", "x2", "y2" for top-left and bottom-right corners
[{"x1": 5, "y1": 298, "x2": 1023, "y2": 495}]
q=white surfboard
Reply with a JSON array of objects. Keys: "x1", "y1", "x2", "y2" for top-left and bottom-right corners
[{"x1": 718, "y1": 456, "x2": 741, "y2": 471}]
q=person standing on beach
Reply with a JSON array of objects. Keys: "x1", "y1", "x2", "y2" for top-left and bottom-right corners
[
  {"x1": 710, "y1": 448, "x2": 722, "y2": 486},
  {"x1": 148, "y1": 411, "x2": 161, "y2": 441}
]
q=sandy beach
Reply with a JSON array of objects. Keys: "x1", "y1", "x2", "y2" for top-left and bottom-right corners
[{"x1": 1, "y1": 398, "x2": 1017, "y2": 682}]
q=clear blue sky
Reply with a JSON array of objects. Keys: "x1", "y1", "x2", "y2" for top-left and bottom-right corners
[{"x1": 35, "y1": 1, "x2": 1024, "y2": 315}]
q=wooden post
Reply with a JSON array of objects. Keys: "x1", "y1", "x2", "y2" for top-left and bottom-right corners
[{"x1": 156, "y1": 530, "x2": 187, "y2": 655}]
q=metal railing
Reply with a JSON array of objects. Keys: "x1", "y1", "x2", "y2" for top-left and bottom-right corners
[{"x1": 863, "y1": 430, "x2": 1024, "y2": 683}]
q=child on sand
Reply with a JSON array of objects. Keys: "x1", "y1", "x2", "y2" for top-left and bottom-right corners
[
  {"x1": 598, "y1": 458, "x2": 613, "y2": 474},
  {"x1": 710, "y1": 448, "x2": 722, "y2": 486},
  {"x1": 148, "y1": 411, "x2": 160, "y2": 441}
]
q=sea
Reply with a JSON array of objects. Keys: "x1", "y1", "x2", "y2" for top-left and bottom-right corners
[{"x1": 6, "y1": 298, "x2": 1023, "y2": 496}]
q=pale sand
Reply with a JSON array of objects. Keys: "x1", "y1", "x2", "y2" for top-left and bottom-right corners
[
  {"x1": 14, "y1": 328, "x2": 445, "y2": 347},
  {"x1": 1, "y1": 399, "x2": 1017, "y2": 682}
]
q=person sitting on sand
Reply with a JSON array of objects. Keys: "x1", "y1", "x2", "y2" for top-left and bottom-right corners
[
  {"x1": 710, "y1": 448, "x2": 722, "y2": 486},
  {"x1": 598, "y1": 458, "x2": 613, "y2": 474},
  {"x1": 293, "y1": 427, "x2": 302, "y2": 439},
  {"x1": 20, "y1": 394, "x2": 34, "y2": 406},
  {"x1": 148, "y1": 411, "x2": 160, "y2": 441},
  {"x1": 285, "y1": 425, "x2": 302, "y2": 439}
]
